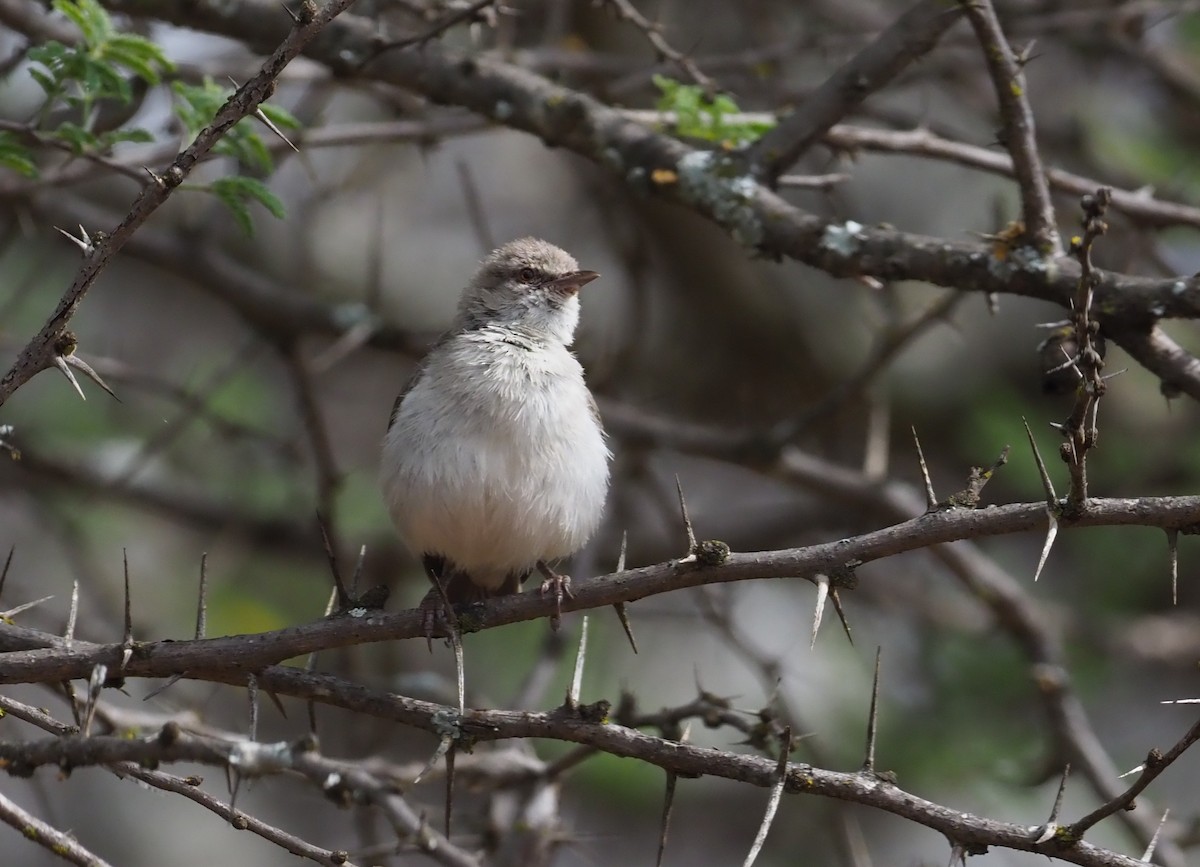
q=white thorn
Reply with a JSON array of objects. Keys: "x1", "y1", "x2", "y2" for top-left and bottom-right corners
[
  {"x1": 1033, "y1": 822, "x2": 1058, "y2": 844},
  {"x1": 54, "y1": 224, "x2": 92, "y2": 254},
  {"x1": 1033, "y1": 509, "x2": 1058, "y2": 582},
  {"x1": 568, "y1": 615, "x2": 589, "y2": 708},
  {"x1": 255, "y1": 107, "x2": 300, "y2": 152},
  {"x1": 52, "y1": 355, "x2": 87, "y2": 401},
  {"x1": 64, "y1": 354, "x2": 117, "y2": 399},
  {"x1": 811, "y1": 574, "x2": 829, "y2": 649},
  {"x1": 2, "y1": 594, "x2": 55, "y2": 619},
  {"x1": 1141, "y1": 809, "x2": 1170, "y2": 862}
]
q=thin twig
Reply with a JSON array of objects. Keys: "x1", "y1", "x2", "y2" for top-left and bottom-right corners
[
  {"x1": 604, "y1": 0, "x2": 716, "y2": 92},
  {"x1": 961, "y1": 0, "x2": 1059, "y2": 253},
  {"x1": 0, "y1": 788, "x2": 114, "y2": 867},
  {"x1": 0, "y1": 0, "x2": 362, "y2": 407},
  {"x1": 750, "y1": 0, "x2": 964, "y2": 182},
  {"x1": 1066, "y1": 716, "x2": 1200, "y2": 839},
  {"x1": 742, "y1": 727, "x2": 793, "y2": 867}
]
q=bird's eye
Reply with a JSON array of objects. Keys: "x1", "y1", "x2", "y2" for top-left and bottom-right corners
[{"x1": 519, "y1": 267, "x2": 538, "y2": 283}]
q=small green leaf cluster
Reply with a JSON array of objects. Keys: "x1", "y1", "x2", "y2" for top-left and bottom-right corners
[
  {"x1": 172, "y1": 79, "x2": 300, "y2": 175},
  {"x1": 26, "y1": 0, "x2": 170, "y2": 149},
  {"x1": 173, "y1": 78, "x2": 297, "y2": 234},
  {"x1": 652, "y1": 75, "x2": 774, "y2": 148},
  {"x1": 1, "y1": 0, "x2": 301, "y2": 234},
  {"x1": 0, "y1": 133, "x2": 38, "y2": 177}
]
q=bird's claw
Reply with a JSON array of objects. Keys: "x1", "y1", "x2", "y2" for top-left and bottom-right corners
[
  {"x1": 536, "y1": 562, "x2": 573, "y2": 630},
  {"x1": 419, "y1": 589, "x2": 453, "y2": 653}
]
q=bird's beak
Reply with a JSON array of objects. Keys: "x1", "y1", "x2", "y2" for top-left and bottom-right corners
[{"x1": 544, "y1": 270, "x2": 600, "y2": 295}]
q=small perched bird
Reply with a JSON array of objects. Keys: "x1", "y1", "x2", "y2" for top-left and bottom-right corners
[{"x1": 381, "y1": 238, "x2": 611, "y2": 631}]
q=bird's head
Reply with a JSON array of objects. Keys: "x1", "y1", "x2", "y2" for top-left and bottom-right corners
[{"x1": 456, "y1": 238, "x2": 599, "y2": 344}]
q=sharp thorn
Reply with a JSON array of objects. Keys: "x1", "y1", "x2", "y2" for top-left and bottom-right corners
[
  {"x1": 2, "y1": 594, "x2": 55, "y2": 620},
  {"x1": 247, "y1": 673, "x2": 259, "y2": 742},
  {"x1": 674, "y1": 474, "x2": 697, "y2": 552},
  {"x1": 862, "y1": 648, "x2": 881, "y2": 772},
  {"x1": 830, "y1": 589, "x2": 853, "y2": 645},
  {"x1": 122, "y1": 548, "x2": 133, "y2": 650},
  {"x1": 568, "y1": 615, "x2": 589, "y2": 708},
  {"x1": 612, "y1": 603, "x2": 638, "y2": 653},
  {"x1": 195, "y1": 553, "x2": 208, "y2": 640},
  {"x1": 912, "y1": 426, "x2": 937, "y2": 510},
  {"x1": 1023, "y1": 416, "x2": 1057, "y2": 506},
  {"x1": 1141, "y1": 809, "x2": 1170, "y2": 862},
  {"x1": 810, "y1": 574, "x2": 829, "y2": 650},
  {"x1": 65, "y1": 579, "x2": 79, "y2": 643},
  {"x1": 1167, "y1": 529, "x2": 1178, "y2": 606},
  {"x1": 143, "y1": 673, "x2": 185, "y2": 701},
  {"x1": 0, "y1": 545, "x2": 12, "y2": 600},
  {"x1": 255, "y1": 107, "x2": 300, "y2": 152},
  {"x1": 63, "y1": 354, "x2": 119, "y2": 401},
  {"x1": 1033, "y1": 509, "x2": 1058, "y2": 582},
  {"x1": 52, "y1": 355, "x2": 87, "y2": 401},
  {"x1": 742, "y1": 726, "x2": 791, "y2": 867},
  {"x1": 655, "y1": 772, "x2": 678, "y2": 867},
  {"x1": 1047, "y1": 764, "x2": 1070, "y2": 824}
]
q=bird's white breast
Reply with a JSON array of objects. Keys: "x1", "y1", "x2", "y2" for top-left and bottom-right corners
[{"x1": 381, "y1": 327, "x2": 610, "y2": 588}]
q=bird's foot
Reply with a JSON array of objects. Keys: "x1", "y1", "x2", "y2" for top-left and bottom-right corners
[
  {"x1": 536, "y1": 561, "x2": 574, "y2": 630},
  {"x1": 418, "y1": 587, "x2": 459, "y2": 653}
]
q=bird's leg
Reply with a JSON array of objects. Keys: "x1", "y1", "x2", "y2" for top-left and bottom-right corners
[
  {"x1": 421, "y1": 556, "x2": 461, "y2": 653},
  {"x1": 418, "y1": 588, "x2": 448, "y2": 653},
  {"x1": 535, "y1": 560, "x2": 573, "y2": 630}
]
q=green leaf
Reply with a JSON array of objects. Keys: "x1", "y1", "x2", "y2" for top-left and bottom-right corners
[
  {"x1": 225, "y1": 131, "x2": 273, "y2": 174},
  {"x1": 27, "y1": 3, "x2": 170, "y2": 127},
  {"x1": 84, "y1": 55, "x2": 131, "y2": 103},
  {"x1": 98, "y1": 127, "x2": 154, "y2": 147},
  {"x1": 54, "y1": 0, "x2": 112, "y2": 47},
  {"x1": 26, "y1": 65, "x2": 58, "y2": 96},
  {"x1": 172, "y1": 77, "x2": 301, "y2": 177},
  {"x1": 171, "y1": 79, "x2": 229, "y2": 137},
  {"x1": 651, "y1": 74, "x2": 774, "y2": 146},
  {"x1": 211, "y1": 175, "x2": 287, "y2": 236},
  {"x1": 212, "y1": 182, "x2": 254, "y2": 236},
  {"x1": 0, "y1": 133, "x2": 38, "y2": 177},
  {"x1": 51, "y1": 122, "x2": 99, "y2": 152},
  {"x1": 102, "y1": 35, "x2": 173, "y2": 85}
]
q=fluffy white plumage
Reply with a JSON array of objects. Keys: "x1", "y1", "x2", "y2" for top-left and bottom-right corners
[{"x1": 380, "y1": 239, "x2": 610, "y2": 594}]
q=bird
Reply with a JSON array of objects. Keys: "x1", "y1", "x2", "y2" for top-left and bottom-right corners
[{"x1": 380, "y1": 238, "x2": 611, "y2": 637}]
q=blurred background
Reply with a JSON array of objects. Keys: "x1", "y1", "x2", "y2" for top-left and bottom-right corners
[{"x1": 1, "y1": 0, "x2": 1200, "y2": 864}]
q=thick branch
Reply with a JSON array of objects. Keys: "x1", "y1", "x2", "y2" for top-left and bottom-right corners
[
  {"x1": 96, "y1": 0, "x2": 1200, "y2": 400},
  {"x1": 3, "y1": 495, "x2": 1200, "y2": 683},
  {"x1": 0, "y1": 696, "x2": 1152, "y2": 867}
]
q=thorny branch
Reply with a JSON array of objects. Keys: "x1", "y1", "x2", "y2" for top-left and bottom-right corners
[
  {"x1": 749, "y1": 0, "x2": 965, "y2": 183},
  {"x1": 961, "y1": 0, "x2": 1060, "y2": 253},
  {"x1": 0, "y1": 0, "x2": 361, "y2": 408},
  {"x1": 91, "y1": 0, "x2": 1200, "y2": 399},
  {"x1": 1059, "y1": 189, "x2": 1112, "y2": 513},
  {"x1": 2, "y1": 2, "x2": 1200, "y2": 865},
  {"x1": 3, "y1": 493, "x2": 1200, "y2": 683},
  {"x1": 0, "y1": 675, "x2": 1165, "y2": 867}
]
